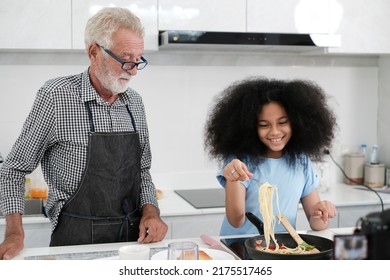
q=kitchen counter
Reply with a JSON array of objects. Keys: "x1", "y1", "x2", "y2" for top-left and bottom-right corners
[
  {"x1": 158, "y1": 184, "x2": 390, "y2": 238},
  {"x1": 158, "y1": 183, "x2": 390, "y2": 216},
  {"x1": 11, "y1": 227, "x2": 355, "y2": 260},
  {"x1": 1, "y1": 183, "x2": 389, "y2": 247},
  {"x1": 1, "y1": 183, "x2": 389, "y2": 222},
  {"x1": 3, "y1": 228, "x2": 384, "y2": 280}
]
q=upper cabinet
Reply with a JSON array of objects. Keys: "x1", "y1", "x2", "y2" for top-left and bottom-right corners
[
  {"x1": 72, "y1": 0, "x2": 158, "y2": 52},
  {"x1": 0, "y1": 0, "x2": 72, "y2": 49},
  {"x1": 1, "y1": 0, "x2": 390, "y2": 54},
  {"x1": 158, "y1": 0, "x2": 329, "y2": 34},
  {"x1": 158, "y1": 0, "x2": 246, "y2": 32},
  {"x1": 0, "y1": 0, "x2": 157, "y2": 51},
  {"x1": 247, "y1": 0, "x2": 330, "y2": 34},
  {"x1": 327, "y1": 0, "x2": 390, "y2": 54}
]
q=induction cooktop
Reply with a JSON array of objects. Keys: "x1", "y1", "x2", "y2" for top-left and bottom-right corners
[
  {"x1": 174, "y1": 188, "x2": 225, "y2": 209},
  {"x1": 220, "y1": 237, "x2": 252, "y2": 260}
]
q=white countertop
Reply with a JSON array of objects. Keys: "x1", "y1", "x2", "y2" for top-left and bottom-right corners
[
  {"x1": 11, "y1": 227, "x2": 355, "y2": 260},
  {"x1": 1, "y1": 183, "x2": 389, "y2": 225},
  {"x1": 158, "y1": 183, "x2": 390, "y2": 216}
]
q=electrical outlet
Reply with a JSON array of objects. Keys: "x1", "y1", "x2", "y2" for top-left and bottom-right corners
[{"x1": 313, "y1": 161, "x2": 330, "y2": 193}]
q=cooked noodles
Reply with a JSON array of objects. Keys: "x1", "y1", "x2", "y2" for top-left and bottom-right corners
[
  {"x1": 257, "y1": 182, "x2": 317, "y2": 255},
  {"x1": 258, "y1": 182, "x2": 280, "y2": 250}
]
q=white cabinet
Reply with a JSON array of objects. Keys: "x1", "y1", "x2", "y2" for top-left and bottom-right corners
[
  {"x1": 327, "y1": 0, "x2": 390, "y2": 54},
  {"x1": 22, "y1": 221, "x2": 52, "y2": 248},
  {"x1": 158, "y1": 0, "x2": 330, "y2": 34},
  {"x1": 247, "y1": 0, "x2": 330, "y2": 34},
  {"x1": 297, "y1": 204, "x2": 387, "y2": 230},
  {"x1": 296, "y1": 208, "x2": 338, "y2": 230},
  {"x1": 337, "y1": 204, "x2": 385, "y2": 227},
  {"x1": 0, "y1": 217, "x2": 51, "y2": 248},
  {"x1": 164, "y1": 214, "x2": 224, "y2": 239},
  {"x1": 0, "y1": 0, "x2": 71, "y2": 49},
  {"x1": 158, "y1": 0, "x2": 246, "y2": 32},
  {"x1": 0, "y1": 0, "x2": 158, "y2": 51},
  {"x1": 72, "y1": 0, "x2": 158, "y2": 52}
]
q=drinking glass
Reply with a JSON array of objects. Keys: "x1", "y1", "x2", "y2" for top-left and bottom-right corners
[{"x1": 168, "y1": 241, "x2": 199, "y2": 260}]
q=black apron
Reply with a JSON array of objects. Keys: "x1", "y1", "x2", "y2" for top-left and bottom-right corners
[{"x1": 50, "y1": 102, "x2": 141, "y2": 246}]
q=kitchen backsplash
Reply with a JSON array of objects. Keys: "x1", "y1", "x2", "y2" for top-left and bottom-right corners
[{"x1": 0, "y1": 51, "x2": 380, "y2": 190}]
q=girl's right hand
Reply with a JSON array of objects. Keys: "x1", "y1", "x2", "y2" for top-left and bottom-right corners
[{"x1": 223, "y1": 159, "x2": 253, "y2": 182}]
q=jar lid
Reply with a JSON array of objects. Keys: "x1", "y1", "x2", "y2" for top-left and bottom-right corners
[
  {"x1": 345, "y1": 152, "x2": 365, "y2": 158},
  {"x1": 364, "y1": 163, "x2": 385, "y2": 167}
]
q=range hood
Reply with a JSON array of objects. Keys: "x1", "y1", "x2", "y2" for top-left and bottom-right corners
[{"x1": 159, "y1": 30, "x2": 340, "y2": 53}]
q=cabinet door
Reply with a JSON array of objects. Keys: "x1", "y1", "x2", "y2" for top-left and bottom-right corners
[
  {"x1": 72, "y1": 0, "x2": 158, "y2": 52},
  {"x1": 247, "y1": 0, "x2": 329, "y2": 34},
  {"x1": 158, "y1": 0, "x2": 246, "y2": 32},
  {"x1": 165, "y1": 214, "x2": 224, "y2": 239},
  {"x1": 23, "y1": 222, "x2": 52, "y2": 248},
  {"x1": 0, "y1": 219, "x2": 52, "y2": 248},
  {"x1": 0, "y1": 0, "x2": 71, "y2": 49},
  {"x1": 327, "y1": 0, "x2": 390, "y2": 54},
  {"x1": 296, "y1": 208, "x2": 338, "y2": 230},
  {"x1": 338, "y1": 205, "x2": 384, "y2": 227}
]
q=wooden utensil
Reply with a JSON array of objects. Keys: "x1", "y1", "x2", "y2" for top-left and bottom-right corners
[{"x1": 277, "y1": 214, "x2": 320, "y2": 253}]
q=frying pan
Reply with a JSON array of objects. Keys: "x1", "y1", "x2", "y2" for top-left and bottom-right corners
[{"x1": 245, "y1": 212, "x2": 334, "y2": 260}]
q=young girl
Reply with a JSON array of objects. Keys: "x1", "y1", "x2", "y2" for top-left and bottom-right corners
[{"x1": 204, "y1": 77, "x2": 337, "y2": 236}]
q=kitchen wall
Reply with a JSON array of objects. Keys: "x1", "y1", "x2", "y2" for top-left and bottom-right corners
[
  {"x1": 0, "y1": 51, "x2": 380, "y2": 190},
  {"x1": 378, "y1": 56, "x2": 390, "y2": 167}
]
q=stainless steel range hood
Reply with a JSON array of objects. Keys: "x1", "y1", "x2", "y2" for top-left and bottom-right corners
[{"x1": 159, "y1": 30, "x2": 340, "y2": 53}]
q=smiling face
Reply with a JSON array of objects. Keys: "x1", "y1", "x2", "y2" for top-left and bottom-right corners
[{"x1": 257, "y1": 102, "x2": 292, "y2": 158}]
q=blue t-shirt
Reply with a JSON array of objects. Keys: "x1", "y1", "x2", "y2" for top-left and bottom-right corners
[{"x1": 217, "y1": 155, "x2": 319, "y2": 236}]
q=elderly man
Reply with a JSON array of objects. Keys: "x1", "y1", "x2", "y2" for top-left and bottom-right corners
[{"x1": 0, "y1": 7, "x2": 167, "y2": 259}]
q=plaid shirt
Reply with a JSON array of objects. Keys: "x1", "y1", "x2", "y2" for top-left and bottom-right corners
[{"x1": 0, "y1": 69, "x2": 158, "y2": 231}]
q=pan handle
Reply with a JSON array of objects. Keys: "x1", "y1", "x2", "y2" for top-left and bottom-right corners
[{"x1": 245, "y1": 212, "x2": 264, "y2": 235}]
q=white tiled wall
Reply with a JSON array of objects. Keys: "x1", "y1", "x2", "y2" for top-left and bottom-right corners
[
  {"x1": 0, "y1": 52, "x2": 380, "y2": 190},
  {"x1": 378, "y1": 56, "x2": 390, "y2": 168}
]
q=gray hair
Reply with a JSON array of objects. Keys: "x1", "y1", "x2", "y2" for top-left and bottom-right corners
[{"x1": 84, "y1": 7, "x2": 145, "y2": 50}]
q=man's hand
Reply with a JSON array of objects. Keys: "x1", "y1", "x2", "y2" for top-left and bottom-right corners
[
  {"x1": 137, "y1": 204, "x2": 168, "y2": 243},
  {"x1": 0, "y1": 213, "x2": 24, "y2": 260}
]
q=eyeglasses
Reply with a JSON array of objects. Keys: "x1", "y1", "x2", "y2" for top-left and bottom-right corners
[{"x1": 97, "y1": 44, "x2": 148, "y2": 71}]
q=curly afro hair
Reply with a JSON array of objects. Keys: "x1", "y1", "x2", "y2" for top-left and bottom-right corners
[{"x1": 204, "y1": 76, "x2": 337, "y2": 165}]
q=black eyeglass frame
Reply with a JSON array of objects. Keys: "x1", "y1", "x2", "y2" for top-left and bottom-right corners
[{"x1": 97, "y1": 44, "x2": 148, "y2": 71}]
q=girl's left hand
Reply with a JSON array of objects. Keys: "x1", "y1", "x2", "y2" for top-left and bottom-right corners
[{"x1": 310, "y1": 200, "x2": 337, "y2": 224}]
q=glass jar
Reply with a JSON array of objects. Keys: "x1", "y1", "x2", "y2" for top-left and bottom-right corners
[{"x1": 369, "y1": 145, "x2": 379, "y2": 165}]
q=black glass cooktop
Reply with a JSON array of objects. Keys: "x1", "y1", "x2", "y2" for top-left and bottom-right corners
[
  {"x1": 174, "y1": 188, "x2": 225, "y2": 209},
  {"x1": 220, "y1": 237, "x2": 253, "y2": 260}
]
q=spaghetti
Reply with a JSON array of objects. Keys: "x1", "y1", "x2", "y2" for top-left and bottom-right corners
[
  {"x1": 258, "y1": 182, "x2": 280, "y2": 250},
  {"x1": 257, "y1": 182, "x2": 317, "y2": 255}
]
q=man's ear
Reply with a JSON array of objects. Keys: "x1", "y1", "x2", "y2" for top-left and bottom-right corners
[{"x1": 88, "y1": 44, "x2": 99, "y2": 62}]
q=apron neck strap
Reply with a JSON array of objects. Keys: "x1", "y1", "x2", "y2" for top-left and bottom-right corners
[
  {"x1": 84, "y1": 101, "x2": 137, "y2": 133},
  {"x1": 126, "y1": 105, "x2": 137, "y2": 132},
  {"x1": 85, "y1": 101, "x2": 95, "y2": 132}
]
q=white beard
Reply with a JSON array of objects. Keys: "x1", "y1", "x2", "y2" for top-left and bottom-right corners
[{"x1": 94, "y1": 59, "x2": 132, "y2": 95}]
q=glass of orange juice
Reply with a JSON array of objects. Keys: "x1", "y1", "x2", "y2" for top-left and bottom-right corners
[
  {"x1": 28, "y1": 176, "x2": 48, "y2": 199},
  {"x1": 29, "y1": 187, "x2": 48, "y2": 199}
]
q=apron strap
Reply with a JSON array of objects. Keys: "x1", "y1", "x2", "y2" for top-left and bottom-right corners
[
  {"x1": 84, "y1": 101, "x2": 95, "y2": 132},
  {"x1": 119, "y1": 209, "x2": 140, "y2": 241},
  {"x1": 84, "y1": 101, "x2": 137, "y2": 133},
  {"x1": 62, "y1": 209, "x2": 140, "y2": 242},
  {"x1": 61, "y1": 211, "x2": 127, "y2": 220},
  {"x1": 126, "y1": 105, "x2": 137, "y2": 132}
]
